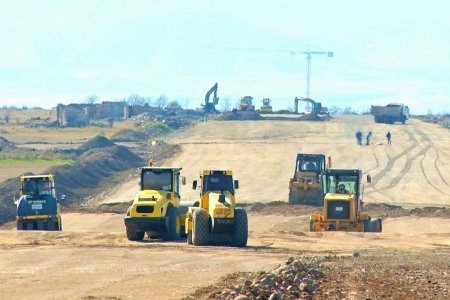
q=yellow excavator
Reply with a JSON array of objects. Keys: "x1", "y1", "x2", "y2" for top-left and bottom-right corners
[
  {"x1": 310, "y1": 169, "x2": 382, "y2": 232},
  {"x1": 185, "y1": 170, "x2": 247, "y2": 247}
]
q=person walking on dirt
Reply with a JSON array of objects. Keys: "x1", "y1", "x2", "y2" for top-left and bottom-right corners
[
  {"x1": 366, "y1": 131, "x2": 372, "y2": 145},
  {"x1": 386, "y1": 131, "x2": 392, "y2": 145},
  {"x1": 356, "y1": 130, "x2": 362, "y2": 145}
]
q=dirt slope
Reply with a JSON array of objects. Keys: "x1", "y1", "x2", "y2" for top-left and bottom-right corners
[{"x1": 155, "y1": 115, "x2": 449, "y2": 207}]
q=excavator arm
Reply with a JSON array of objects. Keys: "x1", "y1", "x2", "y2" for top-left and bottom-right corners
[
  {"x1": 203, "y1": 83, "x2": 219, "y2": 113},
  {"x1": 205, "y1": 83, "x2": 219, "y2": 105},
  {"x1": 294, "y1": 97, "x2": 316, "y2": 113}
]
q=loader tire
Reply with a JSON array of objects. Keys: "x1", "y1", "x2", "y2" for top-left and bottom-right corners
[
  {"x1": 371, "y1": 219, "x2": 382, "y2": 232},
  {"x1": 309, "y1": 219, "x2": 315, "y2": 232},
  {"x1": 192, "y1": 208, "x2": 209, "y2": 246},
  {"x1": 288, "y1": 190, "x2": 299, "y2": 205},
  {"x1": 163, "y1": 206, "x2": 181, "y2": 241},
  {"x1": 17, "y1": 221, "x2": 26, "y2": 230},
  {"x1": 187, "y1": 231, "x2": 193, "y2": 245},
  {"x1": 363, "y1": 218, "x2": 371, "y2": 232},
  {"x1": 126, "y1": 227, "x2": 145, "y2": 241},
  {"x1": 231, "y1": 208, "x2": 248, "y2": 247},
  {"x1": 56, "y1": 218, "x2": 62, "y2": 231}
]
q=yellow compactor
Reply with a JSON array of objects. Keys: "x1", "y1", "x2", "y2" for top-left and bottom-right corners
[
  {"x1": 309, "y1": 169, "x2": 382, "y2": 232},
  {"x1": 185, "y1": 170, "x2": 248, "y2": 247},
  {"x1": 124, "y1": 167, "x2": 186, "y2": 241},
  {"x1": 15, "y1": 174, "x2": 63, "y2": 231}
]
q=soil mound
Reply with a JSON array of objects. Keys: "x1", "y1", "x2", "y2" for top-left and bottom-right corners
[
  {"x1": 78, "y1": 135, "x2": 115, "y2": 152},
  {"x1": 111, "y1": 127, "x2": 166, "y2": 142},
  {"x1": 50, "y1": 145, "x2": 144, "y2": 201},
  {"x1": 218, "y1": 110, "x2": 263, "y2": 121},
  {"x1": 298, "y1": 113, "x2": 332, "y2": 121},
  {"x1": 147, "y1": 140, "x2": 181, "y2": 163},
  {"x1": 0, "y1": 137, "x2": 15, "y2": 151}
]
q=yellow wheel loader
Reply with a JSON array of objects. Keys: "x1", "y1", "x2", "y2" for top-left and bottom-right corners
[
  {"x1": 124, "y1": 167, "x2": 186, "y2": 241},
  {"x1": 185, "y1": 170, "x2": 248, "y2": 247},
  {"x1": 288, "y1": 154, "x2": 330, "y2": 205},
  {"x1": 309, "y1": 169, "x2": 382, "y2": 232},
  {"x1": 15, "y1": 174, "x2": 64, "y2": 231}
]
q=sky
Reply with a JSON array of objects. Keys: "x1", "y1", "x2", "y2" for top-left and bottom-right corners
[{"x1": 0, "y1": 0, "x2": 450, "y2": 114}]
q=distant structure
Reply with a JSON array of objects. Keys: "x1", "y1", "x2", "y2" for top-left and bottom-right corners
[{"x1": 55, "y1": 101, "x2": 160, "y2": 127}]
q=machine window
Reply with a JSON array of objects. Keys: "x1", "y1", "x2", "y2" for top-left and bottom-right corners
[
  {"x1": 202, "y1": 175, "x2": 234, "y2": 194},
  {"x1": 23, "y1": 179, "x2": 52, "y2": 197},
  {"x1": 142, "y1": 171, "x2": 173, "y2": 191}
]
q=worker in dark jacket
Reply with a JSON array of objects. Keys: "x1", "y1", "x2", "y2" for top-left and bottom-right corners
[
  {"x1": 366, "y1": 131, "x2": 372, "y2": 145},
  {"x1": 386, "y1": 131, "x2": 392, "y2": 145},
  {"x1": 355, "y1": 130, "x2": 362, "y2": 145}
]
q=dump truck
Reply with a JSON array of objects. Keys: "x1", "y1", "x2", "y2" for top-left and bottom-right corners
[
  {"x1": 238, "y1": 96, "x2": 255, "y2": 111},
  {"x1": 260, "y1": 98, "x2": 273, "y2": 113},
  {"x1": 309, "y1": 169, "x2": 382, "y2": 232},
  {"x1": 288, "y1": 154, "x2": 329, "y2": 205},
  {"x1": 15, "y1": 174, "x2": 63, "y2": 231},
  {"x1": 371, "y1": 103, "x2": 409, "y2": 124},
  {"x1": 185, "y1": 170, "x2": 247, "y2": 247},
  {"x1": 124, "y1": 167, "x2": 186, "y2": 241}
]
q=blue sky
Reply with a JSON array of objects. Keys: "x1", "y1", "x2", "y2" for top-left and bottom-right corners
[{"x1": 0, "y1": 0, "x2": 449, "y2": 114}]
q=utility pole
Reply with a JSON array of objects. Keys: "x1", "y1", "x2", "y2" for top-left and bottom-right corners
[{"x1": 300, "y1": 47, "x2": 333, "y2": 111}]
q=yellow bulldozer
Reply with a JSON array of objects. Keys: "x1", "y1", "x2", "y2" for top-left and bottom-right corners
[
  {"x1": 185, "y1": 170, "x2": 248, "y2": 247},
  {"x1": 124, "y1": 167, "x2": 186, "y2": 241},
  {"x1": 309, "y1": 168, "x2": 382, "y2": 232},
  {"x1": 288, "y1": 153, "x2": 330, "y2": 205},
  {"x1": 15, "y1": 174, "x2": 64, "y2": 231}
]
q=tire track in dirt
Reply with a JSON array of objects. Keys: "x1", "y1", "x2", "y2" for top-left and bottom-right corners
[
  {"x1": 434, "y1": 148, "x2": 449, "y2": 186},
  {"x1": 372, "y1": 129, "x2": 417, "y2": 186},
  {"x1": 380, "y1": 143, "x2": 431, "y2": 191},
  {"x1": 414, "y1": 127, "x2": 450, "y2": 196},
  {"x1": 365, "y1": 148, "x2": 380, "y2": 174}
]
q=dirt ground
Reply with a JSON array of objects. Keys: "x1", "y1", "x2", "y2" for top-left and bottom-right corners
[
  {"x1": 1, "y1": 115, "x2": 449, "y2": 299},
  {"x1": 0, "y1": 211, "x2": 449, "y2": 299}
]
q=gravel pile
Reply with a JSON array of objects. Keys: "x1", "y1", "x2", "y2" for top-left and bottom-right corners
[
  {"x1": 414, "y1": 114, "x2": 450, "y2": 128},
  {"x1": 187, "y1": 257, "x2": 326, "y2": 300},
  {"x1": 218, "y1": 111, "x2": 264, "y2": 121}
]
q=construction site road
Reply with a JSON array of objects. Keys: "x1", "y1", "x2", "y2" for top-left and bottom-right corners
[
  {"x1": 0, "y1": 212, "x2": 449, "y2": 299},
  {"x1": 102, "y1": 115, "x2": 450, "y2": 208}
]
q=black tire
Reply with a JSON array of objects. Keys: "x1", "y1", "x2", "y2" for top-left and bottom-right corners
[
  {"x1": 371, "y1": 219, "x2": 382, "y2": 232},
  {"x1": 363, "y1": 218, "x2": 371, "y2": 232},
  {"x1": 288, "y1": 190, "x2": 299, "y2": 204},
  {"x1": 16, "y1": 221, "x2": 26, "y2": 230},
  {"x1": 187, "y1": 230, "x2": 193, "y2": 245},
  {"x1": 126, "y1": 226, "x2": 145, "y2": 241},
  {"x1": 180, "y1": 225, "x2": 187, "y2": 238},
  {"x1": 309, "y1": 219, "x2": 315, "y2": 232},
  {"x1": 192, "y1": 208, "x2": 209, "y2": 246},
  {"x1": 163, "y1": 206, "x2": 181, "y2": 241},
  {"x1": 231, "y1": 208, "x2": 248, "y2": 247}
]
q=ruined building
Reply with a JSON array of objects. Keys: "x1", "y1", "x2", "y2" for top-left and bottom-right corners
[{"x1": 56, "y1": 101, "x2": 130, "y2": 126}]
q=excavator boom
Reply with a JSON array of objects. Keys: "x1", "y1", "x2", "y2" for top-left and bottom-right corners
[{"x1": 203, "y1": 83, "x2": 219, "y2": 113}]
